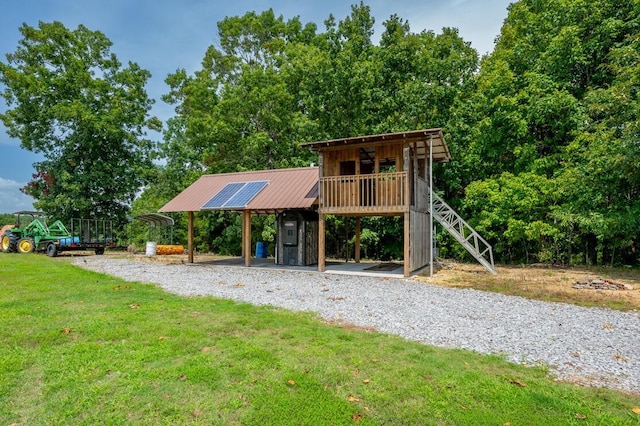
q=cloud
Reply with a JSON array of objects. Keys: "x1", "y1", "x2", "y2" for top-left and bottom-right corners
[{"x1": 0, "y1": 177, "x2": 36, "y2": 213}]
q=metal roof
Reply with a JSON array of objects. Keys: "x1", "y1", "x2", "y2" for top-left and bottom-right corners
[
  {"x1": 302, "y1": 128, "x2": 451, "y2": 162},
  {"x1": 134, "y1": 213, "x2": 175, "y2": 227},
  {"x1": 159, "y1": 167, "x2": 319, "y2": 213}
]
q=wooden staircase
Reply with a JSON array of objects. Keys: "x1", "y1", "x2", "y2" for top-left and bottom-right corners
[{"x1": 431, "y1": 192, "x2": 496, "y2": 274}]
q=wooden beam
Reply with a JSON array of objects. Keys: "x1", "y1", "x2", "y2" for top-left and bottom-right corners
[
  {"x1": 243, "y1": 210, "x2": 252, "y2": 267},
  {"x1": 187, "y1": 211, "x2": 194, "y2": 263},
  {"x1": 318, "y1": 213, "x2": 326, "y2": 272},
  {"x1": 241, "y1": 216, "x2": 245, "y2": 258},
  {"x1": 318, "y1": 152, "x2": 326, "y2": 272},
  {"x1": 355, "y1": 216, "x2": 361, "y2": 263}
]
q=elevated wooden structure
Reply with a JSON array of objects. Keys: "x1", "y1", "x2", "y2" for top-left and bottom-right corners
[
  {"x1": 159, "y1": 129, "x2": 495, "y2": 276},
  {"x1": 303, "y1": 129, "x2": 445, "y2": 276}
]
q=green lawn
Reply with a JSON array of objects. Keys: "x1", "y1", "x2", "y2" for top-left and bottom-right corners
[{"x1": 1, "y1": 254, "x2": 639, "y2": 425}]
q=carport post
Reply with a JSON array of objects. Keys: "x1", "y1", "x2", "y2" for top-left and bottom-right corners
[
  {"x1": 243, "y1": 210, "x2": 252, "y2": 267},
  {"x1": 318, "y1": 213, "x2": 326, "y2": 272},
  {"x1": 188, "y1": 211, "x2": 194, "y2": 263},
  {"x1": 355, "y1": 217, "x2": 361, "y2": 263}
]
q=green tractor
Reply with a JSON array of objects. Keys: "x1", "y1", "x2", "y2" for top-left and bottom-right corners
[{"x1": 1, "y1": 211, "x2": 72, "y2": 256}]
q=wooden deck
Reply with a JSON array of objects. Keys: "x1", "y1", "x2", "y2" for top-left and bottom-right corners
[{"x1": 320, "y1": 172, "x2": 409, "y2": 215}]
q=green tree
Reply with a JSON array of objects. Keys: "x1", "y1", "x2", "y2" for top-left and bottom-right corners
[
  {"x1": 0, "y1": 21, "x2": 160, "y2": 225},
  {"x1": 163, "y1": 9, "x2": 318, "y2": 174},
  {"x1": 446, "y1": 0, "x2": 639, "y2": 265},
  {"x1": 157, "y1": 4, "x2": 481, "y2": 257}
]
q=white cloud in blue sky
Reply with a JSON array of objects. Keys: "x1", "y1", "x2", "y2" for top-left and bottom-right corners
[
  {"x1": 0, "y1": 0, "x2": 512, "y2": 213},
  {"x1": 0, "y1": 177, "x2": 35, "y2": 212}
]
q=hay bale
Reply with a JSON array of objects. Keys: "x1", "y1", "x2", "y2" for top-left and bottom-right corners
[{"x1": 156, "y1": 245, "x2": 185, "y2": 255}]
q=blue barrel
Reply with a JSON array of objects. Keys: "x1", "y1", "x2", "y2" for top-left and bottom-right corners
[
  {"x1": 59, "y1": 236, "x2": 80, "y2": 246},
  {"x1": 256, "y1": 242, "x2": 268, "y2": 258}
]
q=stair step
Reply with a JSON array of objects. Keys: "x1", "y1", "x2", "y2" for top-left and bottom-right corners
[{"x1": 431, "y1": 192, "x2": 496, "y2": 274}]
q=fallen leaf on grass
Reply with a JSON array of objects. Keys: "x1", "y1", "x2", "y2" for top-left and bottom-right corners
[
  {"x1": 362, "y1": 379, "x2": 370, "y2": 384},
  {"x1": 351, "y1": 412, "x2": 365, "y2": 422},
  {"x1": 129, "y1": 304, "x2": 140, "y2": 309},
  {"x1": 632, "y1": 407, "x2": 640, "y2": 414},
  {"x1": 61, "y1": 327, "x2": 72, "y2": 335},
  {"x1": 178, "y1": 375, "x2": 187, "y2": 381},
  {"x1": 575, "y1": 413, "x2": 586, "y2": 419},
  {"x1": 348, "y1": 395, "x2": 361, "y2": 402},
  {"x1": 114, "y1": 285, "x2": 131, "y2": 291},
  {"x1": 510, "y1": 380, "x2": 527, "y2": 387},
  {"x1": 287, "y1": 380, "x2": 296, "y2": 386}
]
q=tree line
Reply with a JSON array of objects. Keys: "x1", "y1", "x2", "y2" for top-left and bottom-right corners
[{"x1": 1, "y1": 1, "x2": 638, "y2": 265}]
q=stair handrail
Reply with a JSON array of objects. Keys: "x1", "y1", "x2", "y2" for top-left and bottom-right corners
[{"x1": 431, "y1": 192, "x2": 496, "y2": 274}]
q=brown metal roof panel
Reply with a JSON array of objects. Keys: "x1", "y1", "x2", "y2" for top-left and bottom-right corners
[
  {"x1": 159, "y1": 175, "x2": 220, "y2": 212},
  {"x1": 247, "y1": 167, "x2": 319, "y2": 210},
  {"x1": 159, "y1": 167, "x2": 319, "y2": 213}
]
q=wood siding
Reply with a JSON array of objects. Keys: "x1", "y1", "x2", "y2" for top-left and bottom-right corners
[
  {"x1": 410, "y1": 209, "x2": 431, "y2": 272},
  {"x1": 414, "y1": 176, "x2": 430, "y2": 213}
]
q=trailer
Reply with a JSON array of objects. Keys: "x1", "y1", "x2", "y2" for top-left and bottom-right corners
[
  {"x1": 63, "y1": 218, "x2": 115, "y2": 255},
  {"x1": 1, "y1": 212, "x2": 115, "y2": 256}
]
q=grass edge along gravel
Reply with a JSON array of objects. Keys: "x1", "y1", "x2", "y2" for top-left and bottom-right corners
[{"x1": 1, "y1": 254, "x2": 639, "y2": 425}]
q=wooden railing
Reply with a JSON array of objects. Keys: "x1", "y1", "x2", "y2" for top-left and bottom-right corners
[{"x1": 320, "y1": 172, "x2": 408, "y2": 214}]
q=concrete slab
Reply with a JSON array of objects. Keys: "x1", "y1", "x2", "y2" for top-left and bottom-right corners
[{"x1": 191, "y1": 257, "x2": 406, "y2": 279}]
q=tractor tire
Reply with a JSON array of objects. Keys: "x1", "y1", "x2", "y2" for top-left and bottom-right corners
[
  {"x1": 1, "y1": 232, "x2": 18, "y2": 253},
  {"x1": 17, "y1": 237, "x2": 35, "y2": 254},
  {"x1": 95, "y1": 247, "x2": 105, "y2": 255},
  {"x1": 46, "y1": 242, "x2": 59, "y2": 257}
]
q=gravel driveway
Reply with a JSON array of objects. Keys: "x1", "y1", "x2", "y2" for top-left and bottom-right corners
[{"x1": 73, "y1": 257, "x2": 640, "y2": 394}]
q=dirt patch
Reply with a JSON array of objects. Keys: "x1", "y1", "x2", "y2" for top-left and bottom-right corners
[
  {"x1": 416, "y1": 260, "x2": 640, "y2": 312},
  {"x1": 364, "y1": 262, "x2": 403, "y2": 271}
]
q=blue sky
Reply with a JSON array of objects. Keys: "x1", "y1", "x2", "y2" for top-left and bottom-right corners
[{"x1": 0, "y1": 0, "x2": 512, "y2": 213}]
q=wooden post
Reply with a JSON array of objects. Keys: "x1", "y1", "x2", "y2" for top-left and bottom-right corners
[
  {"x1": 241, "y1": 211, "x2": 246, "y2": 260},
  {"x1": 403, "y1": 146, "x2": 411, "y2": 277},
  {"x1": 243, "y1": 210, "x2": 252, "y2": 267},
  {"x1": 344, "y1": 217, "x2": 349, "y2": 261},
  {"x1": 429, "y1": 135, "x2": 434, "y2": 278},
  {"x1": 318, "y1": 152, "x2": 326, "y2": 272},
  {"x1": 187, "y1": 211, "x2": 194, "y2": 263},
  {"x1": 318, "y1": 213, "x2": 326, "y2": 272},
  {"x1": 355, "y1": 216, "x2": 361, "y2": 263}
]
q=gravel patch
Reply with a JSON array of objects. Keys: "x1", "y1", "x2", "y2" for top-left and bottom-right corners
[{"x1": 74, "y1": 257, "x2": 640, "y2": 394}]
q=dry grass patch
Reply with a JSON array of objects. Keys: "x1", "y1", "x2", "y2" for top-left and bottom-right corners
[{"x1": 419, "y1": 261, "x2": 640, "y2": 311}]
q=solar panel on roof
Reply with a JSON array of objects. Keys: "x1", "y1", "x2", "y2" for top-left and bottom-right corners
[
  {"x1": 201, "y1": 181, "x2": 269, "y2": 210},
  {"x1": 201, "y1": 182, "x2": 245, "y2": 209},
  {"x1": 224, "y1": 180, "x2": 269, "y2": 208}
]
